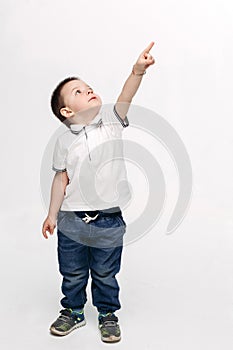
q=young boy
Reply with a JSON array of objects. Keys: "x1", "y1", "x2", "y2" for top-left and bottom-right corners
[{"x1": 42, "y1": 42, "x2": 155, "y2": 343}]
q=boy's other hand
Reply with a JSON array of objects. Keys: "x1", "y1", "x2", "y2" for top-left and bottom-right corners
[
  {"x1": 42, "y1": 216, "x2": 56, "y2": 239},
  {"x1": 134, "y1": 41, "x2": 155, "y2": 74}
]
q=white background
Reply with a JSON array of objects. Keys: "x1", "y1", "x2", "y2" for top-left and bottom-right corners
[{"x1": 1, "y1": 0, "x2": 233, "y2": 348}]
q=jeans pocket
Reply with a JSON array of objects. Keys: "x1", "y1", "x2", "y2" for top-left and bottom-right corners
[
  {"x1": 115, "y1": 214, "x2": 126, "y2": 227},
  {"x1": 57, "y1": 210, "x2": 66, "y2": 228}
]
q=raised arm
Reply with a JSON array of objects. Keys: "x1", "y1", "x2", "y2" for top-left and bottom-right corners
[
  {"x1": 42, "y1": 171, "x2": 69, "y2": 239},
  {"x1": 115, "y1": 41, "x2": 155, "y2": 120}
]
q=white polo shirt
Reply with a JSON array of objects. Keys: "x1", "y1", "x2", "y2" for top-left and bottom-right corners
[{"x1": 52, "y1": 103, "x2": 132, "y2": 211}]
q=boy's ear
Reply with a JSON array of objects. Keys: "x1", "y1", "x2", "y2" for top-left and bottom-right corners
[{"x1": 60, "y1": 107, "x2": 75, "y2": 118}]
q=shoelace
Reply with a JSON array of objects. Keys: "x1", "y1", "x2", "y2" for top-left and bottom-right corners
[
  {"x1": 100, "y1": 314, "x2": 118, "y2": 326},
  {"x1": 103, "y1": 320, "x2": 117, "y2": 327},
  {"x1": 57, "y1": 310, "x2": 76, "y2": 324},
  {"x1": 58, "y1": 315, "x2": 71, "y2": 322}
]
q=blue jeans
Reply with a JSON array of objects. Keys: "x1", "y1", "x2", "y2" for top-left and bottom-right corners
[{"x1": 56, "y1": 209, "x2": 126, "y2": 313}]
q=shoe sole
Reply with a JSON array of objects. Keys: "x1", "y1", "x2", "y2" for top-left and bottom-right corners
[
  {"x1": 50, "y1": 319, "x2": 86, "y2": 336},
  {"x1": 101, "y1": 335, "x2": 121, "y2": 343}
]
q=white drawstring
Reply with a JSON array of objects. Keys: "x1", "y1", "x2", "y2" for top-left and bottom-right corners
[{"x1": 82, "y1": 213, "x2": 99, "y2": 223}]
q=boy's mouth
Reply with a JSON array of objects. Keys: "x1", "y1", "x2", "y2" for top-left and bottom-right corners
[{"x1": 88, "y1": 96, "x2": 97, "y2": 102}]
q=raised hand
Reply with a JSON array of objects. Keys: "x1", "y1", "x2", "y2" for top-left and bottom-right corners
[{"x1": 133, "y1": 41, "x2": 155, "y2": 74}]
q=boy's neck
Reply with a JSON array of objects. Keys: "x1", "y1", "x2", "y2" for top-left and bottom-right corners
[{"x1": 70, "y1": 105, "x2": 101, "y2": 125}]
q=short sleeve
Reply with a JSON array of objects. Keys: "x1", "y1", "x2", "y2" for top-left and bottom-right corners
[
  {"x1": 100, "y1": 104, "x2": 129, "y2": 130},
  {"x1": 52, "y1": 137, "x2": 67, "y2": 172},
  {"x1": 113, "y1": 104, "x2": 129, "y2": 128}
]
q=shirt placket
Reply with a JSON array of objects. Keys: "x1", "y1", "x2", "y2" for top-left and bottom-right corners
[{"x1": 83, "y1": 126, "x2": 91, "y2": 161}]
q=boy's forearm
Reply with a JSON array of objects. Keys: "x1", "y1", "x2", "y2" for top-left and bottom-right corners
[
  {"x1": 118, "y1": 69, "x2": 144, "y2": 103},
  {"x1": 48, "y1": 172, "x2": 68, "y2": 221},
  {"x1": 115, "y1": 68, "x2": 145, "y2": 119}
]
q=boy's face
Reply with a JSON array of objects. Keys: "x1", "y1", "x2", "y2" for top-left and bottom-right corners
[{"x1": 60, "y1": 79, "x2": 102, "y2": 119}]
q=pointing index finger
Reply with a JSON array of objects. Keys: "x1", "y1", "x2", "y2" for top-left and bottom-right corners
[{"x1": 143, "y1": 41, "x2": 155, "y2": 54}]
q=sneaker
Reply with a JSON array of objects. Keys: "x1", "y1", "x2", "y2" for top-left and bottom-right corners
[
  {"x1": 50, "y1": 308, "x2": 86, "y2": 336},
  {"x1": 98, "y1": 313, "x2": 121, "y2": 343}
]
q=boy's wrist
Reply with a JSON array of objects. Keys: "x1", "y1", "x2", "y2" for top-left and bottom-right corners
[
  {"x1": 48, "y1": 212, "x2": 58, "y2": 223},
  {"x1": 132, "y1": 64, "x2": 146, "y2": 76}
]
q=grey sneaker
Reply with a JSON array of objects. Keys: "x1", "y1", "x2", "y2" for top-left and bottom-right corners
[
  {"x1": 98, "y1": 313, "x2": 121, "y2": 343},
  {"x1": 50, "y1": 308, "x2": 86, "y2": 336}
]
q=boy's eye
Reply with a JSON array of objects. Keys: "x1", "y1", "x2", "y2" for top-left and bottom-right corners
[{"x1": 75, "y1": 89, "x2": 81, "y2": 94}]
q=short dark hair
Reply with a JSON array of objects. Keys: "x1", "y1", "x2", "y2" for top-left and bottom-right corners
[{"x1": 50, "y1": 76, "x2": 80, "y2": 123}]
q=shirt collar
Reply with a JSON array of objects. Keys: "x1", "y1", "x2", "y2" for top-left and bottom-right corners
[{"x1": 70, "y1": 111, "x2": 103, "y2": 134}]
